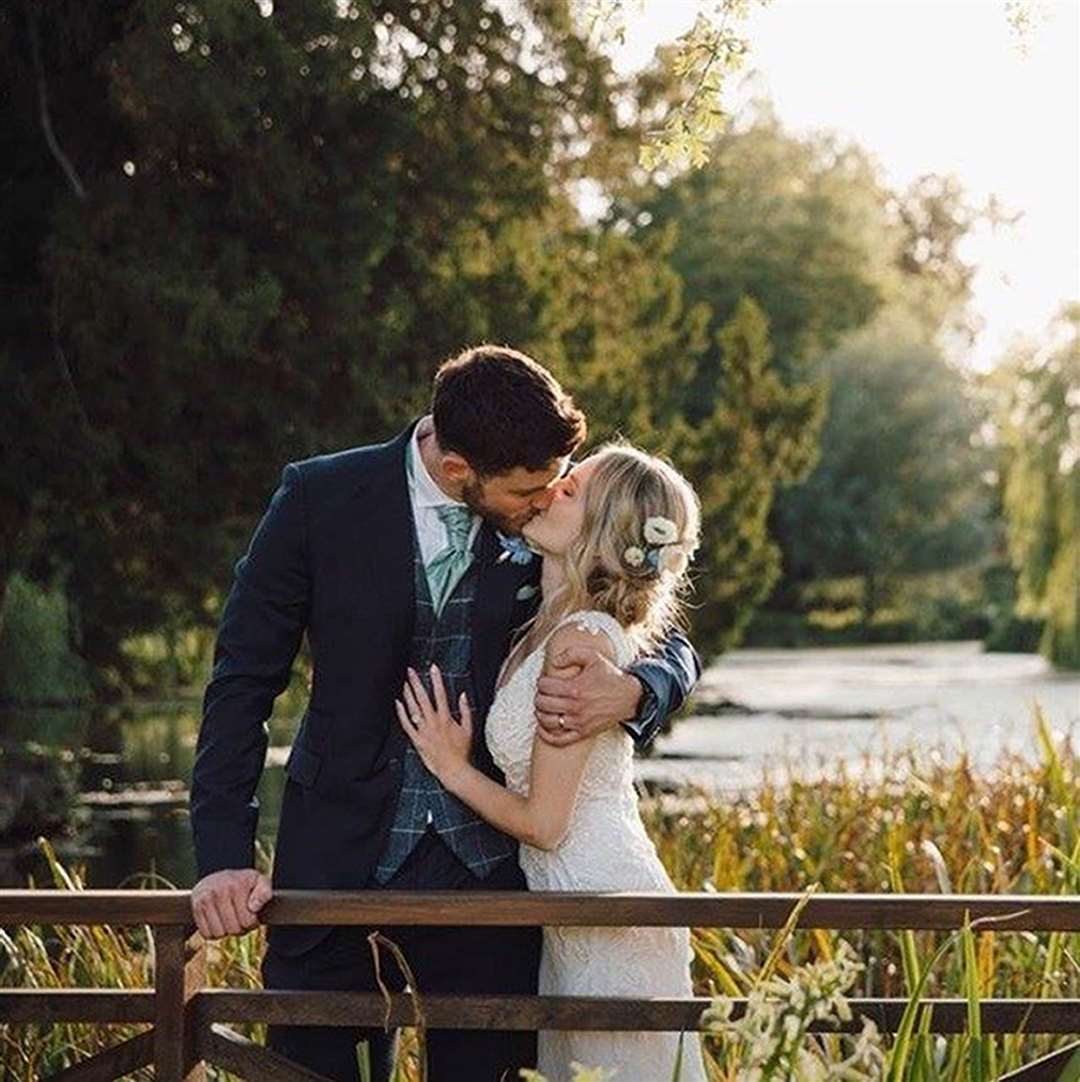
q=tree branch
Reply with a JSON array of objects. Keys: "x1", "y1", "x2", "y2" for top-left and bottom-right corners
[{"x1": 27, "y1": 1, "x2": 87, "y2": 201}]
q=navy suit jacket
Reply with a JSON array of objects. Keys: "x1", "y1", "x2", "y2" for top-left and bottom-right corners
[{"x1": 191, "y1": 419, "x2": 700, "y2": 955}]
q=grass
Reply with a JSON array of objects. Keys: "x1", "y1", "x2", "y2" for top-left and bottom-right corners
[{"x1": 0, "y1": 709, "x2": 1076, "y2": 1080}]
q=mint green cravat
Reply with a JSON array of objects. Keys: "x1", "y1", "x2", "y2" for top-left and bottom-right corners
[{"x1": 428, "y1": 504, "x2": 475, "y2": 617}]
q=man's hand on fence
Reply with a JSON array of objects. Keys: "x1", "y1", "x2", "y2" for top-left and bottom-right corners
[{"x1": 191, "y1": 869, "x2": 272, "y2": 939}]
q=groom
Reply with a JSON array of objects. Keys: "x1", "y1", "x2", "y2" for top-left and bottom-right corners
[{"x1": 189, "y1": 345, "x2": 701, "y2": 1081}]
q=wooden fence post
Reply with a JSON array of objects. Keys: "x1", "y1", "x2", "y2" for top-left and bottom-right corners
[{"x1": 153, "y1": 925, "x2": 206, "y2": 1081}]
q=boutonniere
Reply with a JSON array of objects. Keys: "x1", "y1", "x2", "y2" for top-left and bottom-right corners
[{"x1": 496, "y1": 531, "x2": 537, "y2": 566}]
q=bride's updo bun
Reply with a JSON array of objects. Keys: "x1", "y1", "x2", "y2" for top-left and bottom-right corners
[{"x1": 561, "y1": 441, "x2": 700, "y2": 649}]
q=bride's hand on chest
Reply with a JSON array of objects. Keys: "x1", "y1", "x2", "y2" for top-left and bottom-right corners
[{"x1": 395, "y1": 664, "x2": 473, "y2": 785}]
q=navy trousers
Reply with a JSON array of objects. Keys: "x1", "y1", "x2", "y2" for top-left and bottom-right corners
[{"x1": 262, "y1": 829, "x2": 541, "y2": 1082}]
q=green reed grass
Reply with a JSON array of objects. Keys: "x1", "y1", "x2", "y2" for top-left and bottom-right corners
[
  {"x1": 642, "y1": 707, "x2": 1078, "y2": 1079},
  {"x1": 1, "y1": 710, "x2": 1076, "y2": 1080}
]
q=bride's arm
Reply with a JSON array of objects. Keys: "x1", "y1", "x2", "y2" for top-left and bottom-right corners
[{"x1": 396, "y1": 626, "x2": 614, "y2": 850}]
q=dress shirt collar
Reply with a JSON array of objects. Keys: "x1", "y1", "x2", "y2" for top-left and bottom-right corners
[{"x1": 410, "y1": 415, "x2": 470, "y2": 511}]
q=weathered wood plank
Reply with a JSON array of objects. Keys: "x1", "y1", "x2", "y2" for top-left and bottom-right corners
[
  {"x1": 201, "y1": 1024, "x2": 337, "y2": 1082},
  {"x1": 1, "y1": 890, "x2": 1076, "y2": 931},
  {"x1": 0, "y1": 890, "x2": 191, "y2": 925},
  {"x1": 259, "y1": 890, "x2": 1080, "y2": 931},
  {"x1": 197, "y1": 991, "x2": 1080, "y2": 1034},
  {"x1": 39, "y1": 1029, "x2": 153, "y2": 1082},
  {"x1": 0, "y1": 989, "x2": 155, "y2": 1023},
  {"x1": 998, "y1": 1041, "x2": 1080, "y2": 1082},
  {"x1": 153, "y1": 925, "x2": 205, "y2": 1082}
]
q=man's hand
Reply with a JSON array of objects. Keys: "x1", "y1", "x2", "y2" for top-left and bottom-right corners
[
  {"x1": 534, "y1": 644, "x2": 643, "y2": 746},
  {"x1": 191, "y1": 868, "x2": 272, "y2": 939}
]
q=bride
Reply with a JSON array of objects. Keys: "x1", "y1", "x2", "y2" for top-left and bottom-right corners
[{"x1": 396, "y1": 441, "x2": 708, "y2": 1082}]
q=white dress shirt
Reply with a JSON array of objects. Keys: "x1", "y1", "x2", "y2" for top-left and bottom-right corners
[{"x1": 408, "y1": 415, "x2": 480, "y2": 566}]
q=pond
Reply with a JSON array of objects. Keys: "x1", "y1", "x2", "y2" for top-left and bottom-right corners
[{"x1": 2, "y1": 642, "x2": 1077, "y2": 891}]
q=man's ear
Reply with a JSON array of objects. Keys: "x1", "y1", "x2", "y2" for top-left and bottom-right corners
[{"x1": 441, "y1": 452, "x2": 473, "y2": 484}]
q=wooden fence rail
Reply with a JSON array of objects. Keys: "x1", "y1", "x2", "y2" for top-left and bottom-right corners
[{"x1": 1, "y1": 890, "x2": 1077, "y2": 1082}]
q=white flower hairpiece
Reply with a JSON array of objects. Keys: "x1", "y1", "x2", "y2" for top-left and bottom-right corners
[
  {"x1": 643, "y1": 515, "x2": 680, "y2": 545},
  {"x1": 658, "y1": 543, "x2": 691, "y2": 576},
  {"x1": 623, "y1": 515, "x2": 693, "y2": 577}
]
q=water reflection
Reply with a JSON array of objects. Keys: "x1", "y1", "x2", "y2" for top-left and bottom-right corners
[{"x1": 1, "y1": 698, "x2": 298, "y2": 890}]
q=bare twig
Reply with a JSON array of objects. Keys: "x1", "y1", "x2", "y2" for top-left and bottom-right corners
[
  {"x1": 27, "y1": 0, "x2": 87, "y2": 201},
  {"x1": 368, "y1": 930, "x2": 428, "y2": 1082}
]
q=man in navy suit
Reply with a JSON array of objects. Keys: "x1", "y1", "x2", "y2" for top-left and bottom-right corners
[{"x1": 190, "y1": 345, "x2": 701, "y2": 1081}]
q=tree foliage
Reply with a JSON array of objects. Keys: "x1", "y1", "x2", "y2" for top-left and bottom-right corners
[
  {"x1": 2, "y1": 0, "x2": 824, "y2": 687},
  {"x1": 992, "y1": 304, "x2": 1080, "y2": 668},
  {"x1": 773, "y1": 315, "x2": 993, "y2": 624}
]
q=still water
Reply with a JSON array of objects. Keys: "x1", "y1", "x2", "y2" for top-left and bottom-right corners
[
  {"x1": 4, "y1": 642, "x2": 1077, "y2": 890},
  {"x1": 643, "y1": 640, "x2": 1080, "y2": 790}
]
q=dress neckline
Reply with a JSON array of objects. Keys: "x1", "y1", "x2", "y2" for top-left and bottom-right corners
[
  {"x1": 493, "y1": 609, "x2": 626, "y2": 698},
  {"x1": 493, "y1": 627, "x2": 549, "y2": 697}
]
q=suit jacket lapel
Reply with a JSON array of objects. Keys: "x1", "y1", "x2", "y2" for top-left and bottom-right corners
[
  {"x1": 472, "y1": 522, "x2": 539, "y2": 711},
  {"x1": 352, "y1": 421, "x2": 417, "y2": 650}
]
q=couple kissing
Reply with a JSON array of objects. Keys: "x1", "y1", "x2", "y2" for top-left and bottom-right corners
[{"x1": 190, "y1": 344, "x2": 708, "y2": 1082}]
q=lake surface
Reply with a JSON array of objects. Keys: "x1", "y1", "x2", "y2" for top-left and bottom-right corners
[
  {"x1": 3, "y1": 642, "x2": 1077, "y2": 890},
  {"x1": 642, "y1": 640, "x2": 1080, "y2": 791}
]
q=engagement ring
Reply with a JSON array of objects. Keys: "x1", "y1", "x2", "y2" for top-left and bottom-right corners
[{"x1": 558, "y1": 714, "x2": 567, "y2": 730}]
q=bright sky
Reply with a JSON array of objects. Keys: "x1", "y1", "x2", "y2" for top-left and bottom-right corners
[{"x1": 606, "y1": 0, "x2": 1080, "y2": 370}]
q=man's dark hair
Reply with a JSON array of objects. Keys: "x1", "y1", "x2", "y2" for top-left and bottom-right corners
[{"x1": 431, "y1": 345, "x2": 586, "y2": 476}]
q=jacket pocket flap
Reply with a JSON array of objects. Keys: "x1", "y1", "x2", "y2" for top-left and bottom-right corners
[{"x1": 284, "y1": 743, "x2": 322, "y2": 788}]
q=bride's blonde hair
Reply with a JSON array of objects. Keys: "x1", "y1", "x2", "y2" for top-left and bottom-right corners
[{"x1": 533, "y1": 441, "x2": 701, "y2": 654}]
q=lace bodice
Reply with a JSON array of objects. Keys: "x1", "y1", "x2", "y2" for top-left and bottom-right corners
[{"x1": 487, "y1": 609, "x2": 636, "y2": 800}]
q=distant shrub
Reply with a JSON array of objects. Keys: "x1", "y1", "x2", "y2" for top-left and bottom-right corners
[{"x1": 0, "y1": 575, "x2": 91, "y2": 706}]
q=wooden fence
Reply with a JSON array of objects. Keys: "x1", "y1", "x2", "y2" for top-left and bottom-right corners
[{"x1": 0, "y1": 890, "x2": 1077, "y2": 1081}]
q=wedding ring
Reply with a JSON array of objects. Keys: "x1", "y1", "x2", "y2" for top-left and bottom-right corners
[{"x1": 557, "y1": 714, "x2": 567, "y2": 730}]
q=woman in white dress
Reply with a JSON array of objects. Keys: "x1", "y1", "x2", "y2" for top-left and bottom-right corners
[{"x1": 397, "y1": 441, "x2": 708, "y2": 1082}]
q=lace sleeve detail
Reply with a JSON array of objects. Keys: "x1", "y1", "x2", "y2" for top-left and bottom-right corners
[{"x1": 554, "y1": 610, "x2": 637, "y2": 668}]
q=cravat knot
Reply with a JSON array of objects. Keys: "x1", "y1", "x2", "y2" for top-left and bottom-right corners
[
  {"x1": 436, "y1": 504, "x2": 473, "y2": 555},
  {"x1": 427, "y1": 504, "x2": 475, "y2": 617}
]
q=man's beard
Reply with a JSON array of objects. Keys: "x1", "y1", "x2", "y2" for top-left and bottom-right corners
[{"x1": 460, "y1": 478, "x2": 535, "y2": 536}]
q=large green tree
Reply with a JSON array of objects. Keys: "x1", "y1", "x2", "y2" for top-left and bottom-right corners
[
  {"x1": 2, "y1": 0, "x2": 629, "y2": 684},
  {"x1": 622, "y1": 101, "x2": 993, "y2": 616},
  {"x1": 483, "y1": 211, "x2": 820, "y2": 653},
  {"x1": 5, "y1": 0, "x2": 811, "y2": 690},
  {"x1": 773, "y1": 315, "x2": 992, "y2": 625}
]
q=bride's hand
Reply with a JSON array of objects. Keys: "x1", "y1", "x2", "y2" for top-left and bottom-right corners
[{"x1": 395, "y1": 664, "x2": 473, "y2": 784}]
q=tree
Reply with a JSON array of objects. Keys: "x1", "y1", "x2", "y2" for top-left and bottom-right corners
[
  {"x1": 1, "y1": 0, "x2": 629, "y2": 685},
  {"x1": 773, "y1": 314, "x2": 993, "y2": 627},
  {"x1": 631, "y1": 101, "x2": 891, "y2": 381},
  {"x1": 992, "y1": 304, "x2": 1080, "y2": 668}
]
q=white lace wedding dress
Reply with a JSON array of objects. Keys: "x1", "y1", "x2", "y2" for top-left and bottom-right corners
[{"x1": 486, "y1": 609, "x2": 708, "y2": 1082}]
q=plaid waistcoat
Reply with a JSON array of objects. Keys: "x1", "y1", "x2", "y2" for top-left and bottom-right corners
[{"x1": 373, "y1": 521, "x2": 517, "y2": 883}]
